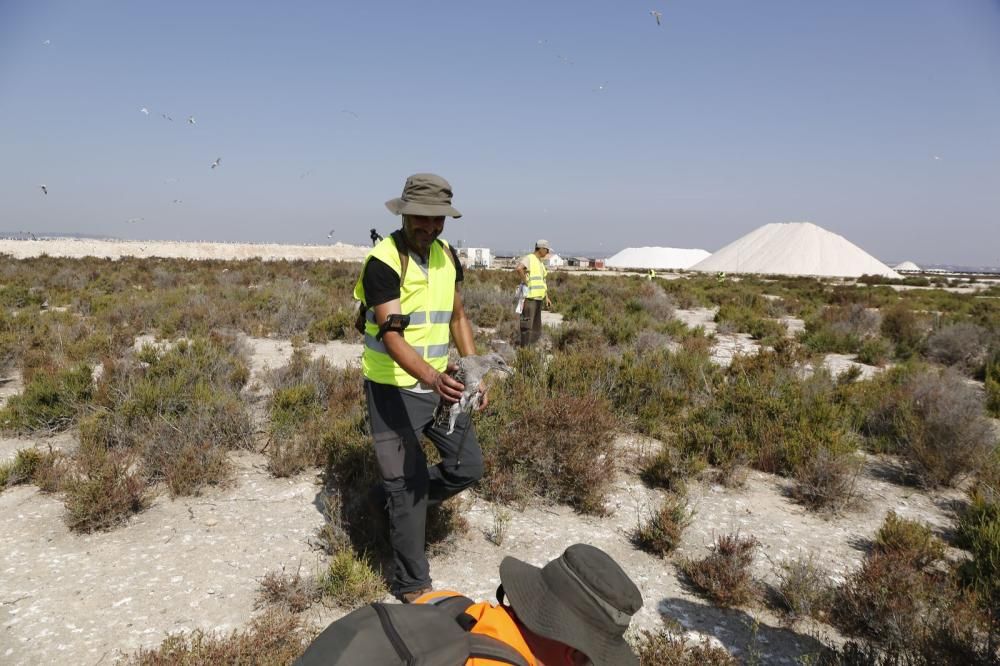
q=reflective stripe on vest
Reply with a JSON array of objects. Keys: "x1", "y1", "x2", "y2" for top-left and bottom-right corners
[
  {"x1": 526, "y1": 253, "x2": 547, "y2": 300},
  {"x1": 353, "y1": 237, "x2": 456, "y2": 386},
  {"x1": 366, "y1": 309, "x2": 453, "y2": 326}
]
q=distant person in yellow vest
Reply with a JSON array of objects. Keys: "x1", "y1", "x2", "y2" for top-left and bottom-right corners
[
  {"x1": 515, "y1": 240, "x2": 553, "y2": 347},
  {"x1": 647, "y1": 269, "x2": 655, "y2": 281},
  {"x1": 353, "y1": 173, "x2": 485, "y2": 603}
]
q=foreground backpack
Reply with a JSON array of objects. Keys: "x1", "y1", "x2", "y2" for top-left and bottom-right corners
[{"x1": 295, "y1": 595, "x2": 529, "y2": 666}]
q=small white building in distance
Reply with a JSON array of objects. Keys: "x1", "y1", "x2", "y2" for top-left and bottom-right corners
[
  {"x1": 893, "y1": 261, "x2": 922, "y2": 273},
  {"x1": 457, "y1": 247, "x2": 492, "y2": 269},
  {"x1": 546, "y1": 253, "x2": 565, "y2": 268}
]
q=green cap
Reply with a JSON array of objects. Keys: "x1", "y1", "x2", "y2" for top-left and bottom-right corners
[{"x1": 385, "y1": 173, "x2": 462, "y2": 218}]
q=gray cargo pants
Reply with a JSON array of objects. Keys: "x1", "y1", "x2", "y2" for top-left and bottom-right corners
[
  {"x1": 365, "y1": 380, "x2": 483, "y2": 597},
  {"x1": 519, "y1": 298, "x2": 543, "y2": 346}
]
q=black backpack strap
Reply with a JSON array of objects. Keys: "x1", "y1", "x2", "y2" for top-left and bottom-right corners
[{"x1": 468, "y1": 635, "x2": 531, "y2": 666}]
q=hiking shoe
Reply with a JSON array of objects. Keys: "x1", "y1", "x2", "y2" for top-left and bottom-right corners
[{"x1": 400, "y1": 587, "x2": 433, "y2": 604}]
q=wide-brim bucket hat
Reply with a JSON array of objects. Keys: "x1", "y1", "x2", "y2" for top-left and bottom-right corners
[
  {"x1": 385, "y1": 173, "x2": 462, "y2": 218},
  {"x1": 499, "y1": 544, "x2": 642, "y2": 666}
]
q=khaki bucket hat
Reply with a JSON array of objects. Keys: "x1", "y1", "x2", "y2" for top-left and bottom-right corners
[
  {"x1": 385, "y1": 173, "x2": 462, "y2": 218},
  {"x1": 499, "y1": 543, "x2": 643, "y2": 665}
]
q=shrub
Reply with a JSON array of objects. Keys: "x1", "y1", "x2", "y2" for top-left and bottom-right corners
[
  {"x1": 984, "y1": 348, "x2": 1000, "y2": 418},
  {"x1": 680, "y1": 353, "x2": 856, "y2": 477},
  {"x1": 855, "y1": 337, "x2": 891, "y2": 366},
  {"x1": 774, "y1": 553, "x2": 833, "y2": 623},
  {"x1": 881, "y1": 304, "x2": 926, "y2": 359},
  {"x1": 895, "y1": 368, "x2": 996, "y2": 487},
  {"x1": 634, "y1": 628, "x2": 736, "y2": 665},
  {"x1": 680, "y1": 533, "x2": 760, "y2": 607},
  {"x1": 956, "y1": 487, "x2": 1000, "y2": 646},
  {"x1": 790, "y1": 447, "x2": 861, "y2": 512},
  {"x1": 0, "y1": 448, "x2": 43, "y2": 488},
  {"x1": 0, "y1": 362, "x2": 93, "y2": 433},
  {"x1": 63, "y1": 448, "x2": 149, "y2": 532},
  {"x1": 82, "y1": 336, "x2": 253, "y2": 498},
  {"x1": 478, "y1": 351, "x2": 618, "y2": 513},
  {"x1": 425, "y1": 497, "x2": 470, "y2": 556},
  {"x1": 925, "y1": 322, "x2": 989, "y2": 374},
  {"x1": 633, "y1": 493, "x2": 694, "y2": 556},
  {"x1": 801, "y1": 304, "x2": 880, "y2": 354},
  {"x1": 641, "y1": 445, "x2": 705, "y2": 493},
  {"x1": 124, "y1": 608, "x2": 313, "y2": 665},
  {"x1": 320, "y1": 548, "x2": 387, "y2": 608},
  {"x1": 256, "y1": 568, "x2": 319, "y2": 613},
  {"x1": 874, "y1": 511, "x2": 946, "y2": 570}
]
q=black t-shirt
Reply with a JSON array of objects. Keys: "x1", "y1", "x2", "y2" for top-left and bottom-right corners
[{"x1": 362, "y1": 239, "x2": 464, "y2": 308}]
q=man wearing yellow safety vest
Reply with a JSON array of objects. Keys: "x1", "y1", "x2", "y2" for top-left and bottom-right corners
[
  {"x1": 515, "y1": 240, "x2": 553, "y2": 347},
  {"x1": 353, "y1": 173, "x2": 485, "y2": 603}
]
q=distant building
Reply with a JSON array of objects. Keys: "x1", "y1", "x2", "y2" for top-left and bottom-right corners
[
  {"x1": 457, "y1": 247, "x2": 492, "y2": 269},
  {"x1": 546, "y1": 253, "x2": 565, "y2": 268},
  {"x1": 567, "y1": 257, "x2": 592, "y2": 268}
]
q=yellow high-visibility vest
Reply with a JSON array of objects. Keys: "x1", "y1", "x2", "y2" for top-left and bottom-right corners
[
  {"x1": 353, "y1": 236, "x2": 456, "y2": 386},
  {"x1": 526, "y1": 253, "x2": 547, "y2": 300}
]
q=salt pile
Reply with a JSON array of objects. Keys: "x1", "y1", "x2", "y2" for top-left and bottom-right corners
[
  {"x1": 0, "y1": 238, "x2": 371, "y2": 263},
  {"x1": 893, "y1": 260, "x2": 921, "y2": 272},
  {"x1": 605, "y1": 246, "x2": 711, "y2": 270},
  {"x1": 690, "y1": 222, "x2": 900, "y2": 278}
]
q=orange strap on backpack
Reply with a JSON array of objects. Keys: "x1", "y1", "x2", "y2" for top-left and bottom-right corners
[{"x1": 416, "y1": 590, "x2": 536, "y2": 666}]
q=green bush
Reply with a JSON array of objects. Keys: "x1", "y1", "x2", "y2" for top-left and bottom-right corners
[
  {"x1": 881, "y1": 304, "x2": 926, "y2": 359},
  {"x1": 320, "y1": 548, "x2": 386, "y2": 608},
  {"x1": 0, "y1": 448, "x2": 43, "y2": 488},
  {"x1": 680, "y1": 352, "x2": 856, "y2": 477},
  {"x1": 790, "y1": 447, "x2": 861, "y2": 512},
  {"x1": 855, "y1": 337, "x2": 891, "y2": 366},
  {"x1": 0, "y1": 363, "x2": 93, "y2": 433},
  {"x1": 874, "y1": 511, "x2": 946, "y2": 570}
]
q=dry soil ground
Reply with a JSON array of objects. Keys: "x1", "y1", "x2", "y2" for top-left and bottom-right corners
[{"x1": 0, "y1": 318, "x2": 969, "y2": 665}]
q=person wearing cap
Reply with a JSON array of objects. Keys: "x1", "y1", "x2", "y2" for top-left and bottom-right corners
[
  {"x1": 414, "y1": 543, "x2": 643, "y2": 665},
  {"x1": 515, "y1": 240, "x2": 553, "y2": 347},
  {"x1": 353, "y1": 173, "x2": 485, "y2": 603}
]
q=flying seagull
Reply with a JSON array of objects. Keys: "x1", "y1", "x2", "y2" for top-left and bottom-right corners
[
  {"x1": 593, "y1": 81, "x2": 608, "y2": 93},
  {"x1": 650, "y1": 10, "x2": 662, "y2": 26},
  {"x1": 127, "y1": 217, "x2": 144, "y2": 224},
  {"x1": 161, "y1": 113, "x2": 173, "y2": 121},
  {"x1": 933, "y1": 155, "x2": 942, "y2": 161},
  {"x1": 211, "y1": 157, "x2": 221, "y2": 169},
  {"x1": 42, "y1": 39, "x2": 51, "y2": 46},
  {"x1": 327, "y1": 229, "x2": 335, "y2": 239},
  {"x1": 172, "y1": 199, "x2": 183, "y2": 204},
  {"x1": 140, "y1": 107, "x2": 149, "y2": 115},
  {"x1": 433, "y1": 352, "x2": 515, "y2": 435},
  {"x1": 340, "y1": 109, "x2": 359, "y2": 119},
  {"x1": 39, "y1": 184, "x2": 48, "y2": 195},
  {"x1": 187, "y1": 115, "x2": 196, "y2": 125}
]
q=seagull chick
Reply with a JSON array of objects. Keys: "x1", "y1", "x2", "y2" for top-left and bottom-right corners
[
  {"x1": 433, "y1": 352, "x2": 515, "y2": 434},
  {"x1": 211, "y1": 157, "x2": 221, "y2": 169},
  {"x1": 650, "y1": 10, "x2": 662, "y2": 26},
  {"x1": 39, "y1": 184, "x2": 48, "y2": 195}
]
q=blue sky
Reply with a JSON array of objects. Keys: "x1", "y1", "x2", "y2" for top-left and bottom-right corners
[{"x1": 2, "y1": 1, "x2": 999, "y2": 264}]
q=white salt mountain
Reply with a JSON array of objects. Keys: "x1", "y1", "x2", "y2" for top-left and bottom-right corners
[
  {"x1": 605, "y1": 246, "x2": 711, "y2": 270},
  {"x1": 893, "y1": 261, "x2": 921, "y2": 273},
  {"x1": 691, "y1": 222, "x2": 900, "y2": 279}
]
